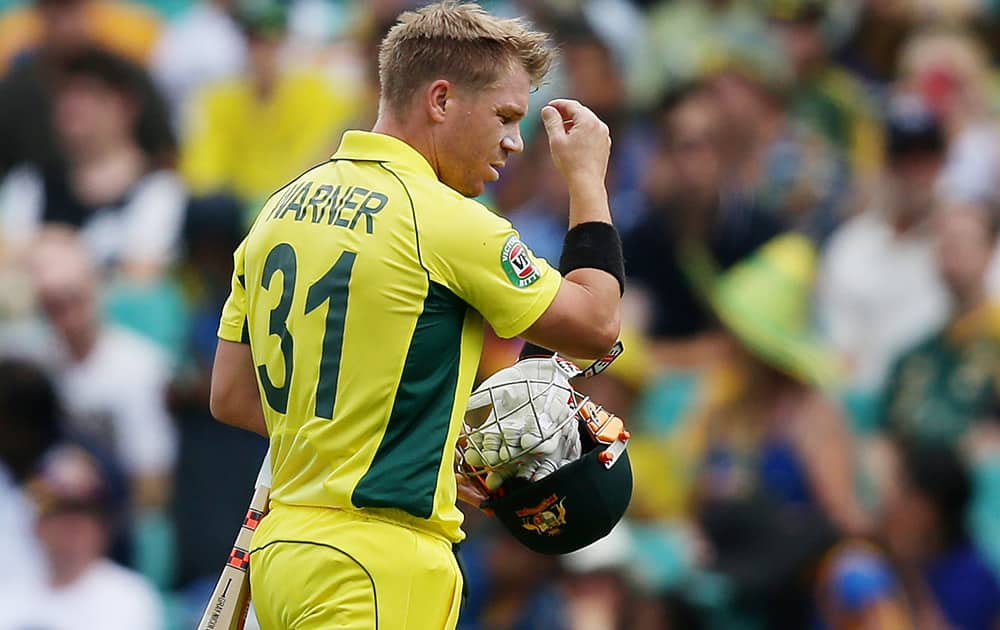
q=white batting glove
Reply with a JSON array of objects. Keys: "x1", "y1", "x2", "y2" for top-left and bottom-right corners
[
  {"x1": 515, "y1": 384, "x2": 582, "y2": 481},
  {"x1": 465, "y1": 357, "x2": 584, "y2": 487}
]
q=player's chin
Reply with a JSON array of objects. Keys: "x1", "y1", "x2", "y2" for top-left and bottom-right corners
[{"x1": 458, "y1": 179, "x2": 488, "y2": 198}]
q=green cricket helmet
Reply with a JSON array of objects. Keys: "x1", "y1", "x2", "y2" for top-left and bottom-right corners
[{"x1": 457, "y1": 354, "x2": 633, "y2": 555}]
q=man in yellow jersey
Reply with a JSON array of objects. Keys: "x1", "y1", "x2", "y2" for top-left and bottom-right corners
[{"x1": 209, "y1": 2, "x2": 624, "y2": 628}]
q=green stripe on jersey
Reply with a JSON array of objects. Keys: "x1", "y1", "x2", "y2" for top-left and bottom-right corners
[{"x1": 351, "y1": 282, "x2": 465, "y2": 518}]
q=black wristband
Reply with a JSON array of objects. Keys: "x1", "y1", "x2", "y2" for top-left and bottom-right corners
[{"x1": 558, "y1": 221, "x2": 625, "y2": 296}]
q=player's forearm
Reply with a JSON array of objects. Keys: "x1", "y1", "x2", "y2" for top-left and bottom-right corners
[
  {"x1": 215, "y1": 416, "x2": 267, "y2": 437},
  {"x1": 523, "y1": 269, "x2": 620, "y2": 359},
  {"x1": 210, "y1": 377, "x2": 268, "y2": 436},
  {"x1": 211, "y1": 340, "x2": 269, "y2": 437},
  {"x1": 566, "y1": 180, "x2": 612, "y2": 228},
  {"x1": 563, "y1": 268, "x2": 621, "y2": 354},
  {"x1": 565, "y1": 266, "x2": 620, "y2": 306},
  {"x1": 212, "y1": 402, "x2": 268, "y2": 437}
]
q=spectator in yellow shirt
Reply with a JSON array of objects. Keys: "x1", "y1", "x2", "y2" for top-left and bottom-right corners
[{"x1": 179, "y1": 0, "x2": 362, "y2": 212}]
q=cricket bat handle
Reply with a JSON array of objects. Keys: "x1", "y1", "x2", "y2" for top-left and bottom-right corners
[{"x1": 196, "y1": 450, "x2": 272, "y2": 630}]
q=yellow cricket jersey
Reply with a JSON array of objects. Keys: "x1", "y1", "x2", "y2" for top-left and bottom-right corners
[{"x1": 218, "y1": 131, "x2": 562, "y2": 543}]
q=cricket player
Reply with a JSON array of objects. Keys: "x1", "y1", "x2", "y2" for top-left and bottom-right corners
[{"x1": 209, "y1": 2, "x2": 625, "y2": 628}]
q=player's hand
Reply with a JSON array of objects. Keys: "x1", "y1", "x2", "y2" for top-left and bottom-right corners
[
  {"x1": 455, "y1": 473, "x2": 489, "y2": 509},
  {"x1": 541, "y1": 99, "x2": 611, "y2": 186},
  {"x1": 515, "y1": 382, "x2": 581, "y2": 481}
]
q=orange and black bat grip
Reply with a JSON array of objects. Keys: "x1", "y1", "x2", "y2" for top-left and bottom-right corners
[{"x1": 196, "y1": 481, "x2": 270, "y2": 630}]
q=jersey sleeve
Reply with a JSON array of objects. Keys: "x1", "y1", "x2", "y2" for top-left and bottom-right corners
[
  {"x1": 422, "y1": 199, "x2": 562, "y2": 339},
  {"x1": 217, "y1": 237, "x2": 250, "y2": 343}
]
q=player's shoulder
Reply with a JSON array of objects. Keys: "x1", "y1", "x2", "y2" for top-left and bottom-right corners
[
  {"x1": 434, "y1": 186, "x2": 504, "y2": 226},
  {"x1": 382, "y1": 167, "x2": 507, "y2": 231},
  {"x1": 431, "y1": 195, "x2": 511, "y2": 246}
]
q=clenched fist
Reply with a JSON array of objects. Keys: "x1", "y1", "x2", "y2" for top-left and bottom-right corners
[{"x1": 540, "y1": 98, "x2": 611, "y2": 186}]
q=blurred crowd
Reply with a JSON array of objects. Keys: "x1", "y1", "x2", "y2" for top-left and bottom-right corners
[{"x1": 4, "y1": 0, "x2": 1000, "y2": 628}]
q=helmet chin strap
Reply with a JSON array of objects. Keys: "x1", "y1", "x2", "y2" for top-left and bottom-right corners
[
  {"x1": 575, "y1": 339, "x2": 625, "y2": 379},
  {"x1": 550, "y1": 339, "x2": 626, "y2": 381}
]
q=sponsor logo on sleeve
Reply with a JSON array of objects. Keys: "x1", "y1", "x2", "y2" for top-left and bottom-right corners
[{"x1": 501, "y1": 235, "x2": 541, "y2": 288}]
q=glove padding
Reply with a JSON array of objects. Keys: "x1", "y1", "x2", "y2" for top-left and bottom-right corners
[{"x1": 464, "y1": 357, "x2": 582, "y2": 489}]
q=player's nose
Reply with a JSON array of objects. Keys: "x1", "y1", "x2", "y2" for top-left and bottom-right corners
[{"x1": 501, "y1": 129, "x2": 524, "y2": 154}]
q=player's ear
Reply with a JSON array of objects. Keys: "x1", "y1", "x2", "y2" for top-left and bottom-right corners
[{"x1": 427, "y1": 79, "x2": 452, "y2": 123}]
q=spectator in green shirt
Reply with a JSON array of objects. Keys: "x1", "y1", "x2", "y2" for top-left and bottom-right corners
[{"x1": 882, "y1": 199, "x2": 1000, "y2": 447}]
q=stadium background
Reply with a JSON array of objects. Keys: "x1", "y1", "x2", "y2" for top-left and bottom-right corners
[{"x1": 3, "y1": 0, "x2": 1000, "y2": 627}]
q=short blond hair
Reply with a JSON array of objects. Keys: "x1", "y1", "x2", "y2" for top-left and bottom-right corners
[{"x1": 378, "y1": 2, "x2": 555, "y2": 115}]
